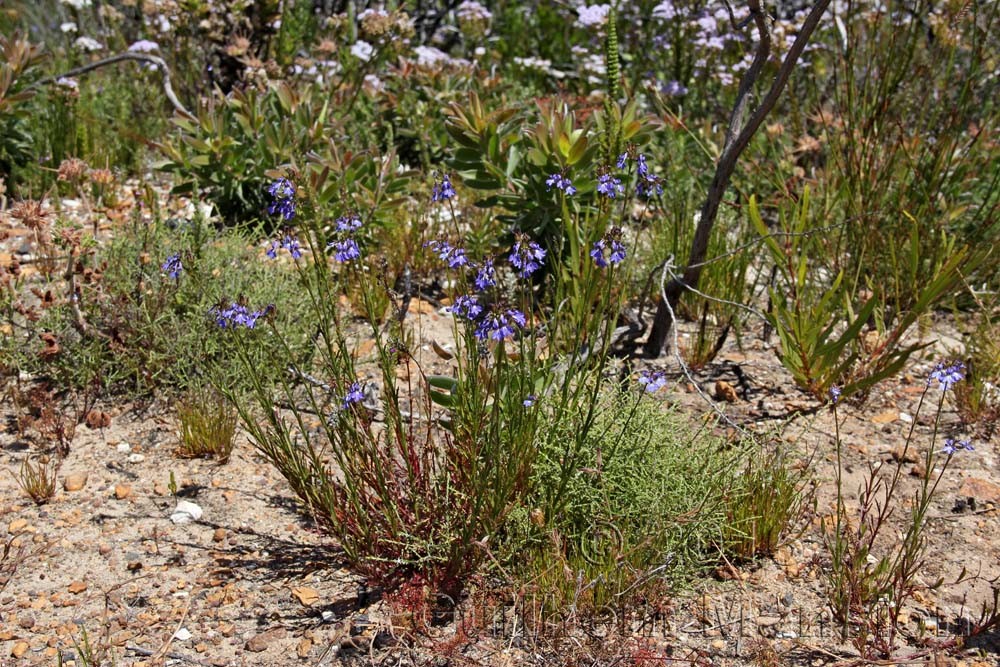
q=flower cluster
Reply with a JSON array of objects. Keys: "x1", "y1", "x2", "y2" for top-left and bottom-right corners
[
  {"x1": 941, "y1": 438, "x2": 974, "y2": 455},
  {"x1": 341, "y1": 381, "x2": 366, "y2": 409},
  {"x1": 328, "y1": 215, "x2": 364, "y2": 263},
  {"x1": 161, "y1": 253, "x2": 183, "y2": 280},
  {"x1": 431, "y1": 174, "x2": 456, "y2": 202},
  {"x1": 509, "y1": 236, "x2": 546, "y2": 279},
  {"x1": 267, "y1": 178, "x2": 296, "y2": 220},
  {"x1": 474, "y1": 259, "x2": 497, "y2": 291},
  {"x1": 617, "y1": 151, "x2": 663, "y2": 198},
  {"x1": 597, "y1": 173, "x2": 624, "y2": 198},
  {"x1": 545, "y1": 173, "x2": 577, "y2": 195},
  {"x1": 638, "y1": 369, "x2": 668, "y2": 393},
  {"x1": 475, "y1": 306, "x2": 527, "y2": 341},
  {"x1": 928, "y1": 360, "x2": 965, "y2": 392},
  {"x1": 210, "y1": 302, "x2": 273, "y2": 329},
  {"x1": 590, "y1": 228, "x2": 627, "y2": 268},
  {"x1": 829, "y1": 386, "x2": 842, "y2": 404},
  {"x1": 425, "y1": 239, "x2": 469, "y2": 268},
  {"x1": 266, "y1": 234, "x2": 303, "y2": 260}
]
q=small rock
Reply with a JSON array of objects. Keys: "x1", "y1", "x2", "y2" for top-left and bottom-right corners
[
  {"x1": 297, "y1": 637, "x2": 312, "y2": 658},
  {"x1": 899, "y1": 412, "x2": 913, "y2": 423},
  {"x1": 63, "y1": 473, "x2": 88, "y2": 492},
  {"x1": 170, "y1": 501, "x2": 203, "y2": 524},
  {"x1": 114, "y1": 484, "x2": 133, "y2": 500},
  {"x1": 116, "y1": 443, "x2": 131, "y2": 454},
  {"x1": 67, "y1": 581, "x2": 87, "y2": 594},
  {"x1": 11, "y1": 641, "x2": 29, "y2": 658},
  {"x1": 127, "y1": 453, "x2": 145, "y2": 464},
  {"x1": 246, "y1": 627, "x2": 286, "y2": 652},
  {"x1": 98, "y1": 543, "x2": 112, "y2": 556},
  {"x1": 212, "y1": 528, "x2": 226, "y2": 543},
  {"x1": 18, "y1": 615, "x2": 34, "y2": 629},
  {"x1": 709, "y1": 639, "x2": 726, "y2": 653},
  {"x1": 714, "y1": 380, "x2": 738, "y2": 403},
  {"x1": 173, "y1": 627, "x2": 192, "y2": 641},
  {"x1": 960, "y1": 478, "x2": 1000, "y2": 505},
  {"x1": 153, "y1": 483, "x2": 169, "y2": 496},
  {"x1": 8, "y1": 518, "x2": 28, "y2": 533},
  {"x1": 890, "y1": 445, "x2": 919, "y2": 463},
  {"x1": 756, "y1": 616, "x2": 781, "y2": 627}
]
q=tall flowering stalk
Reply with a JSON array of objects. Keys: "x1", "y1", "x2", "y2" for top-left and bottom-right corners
[{"x1": 826, "y1": 361, "x2": 975, "y2": 659}]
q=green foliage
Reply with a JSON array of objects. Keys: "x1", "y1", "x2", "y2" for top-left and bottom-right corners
[
  {"x1": 176, "y1": 386, "x2": 238, "y2": 462},
  {"x1": 721, "y1": 444, "x2": 809, "y2": 560},
  {"x1": 0, "y1": 31, "x2": 44, "y2": 187},
  {"x1": 0, "y1": 200, "x2": 312, "y2": 397},
  {"x1": 15, "y1": 456, "x2": 58, "y2": 505}
]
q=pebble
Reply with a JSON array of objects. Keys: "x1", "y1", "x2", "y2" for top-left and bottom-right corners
[
  {"x1": 63, "y1": 473, "x2": 88, "y2": 492},
  {"x1": 246, "y1": 627, "x2": 286, "y2": 652},
  {"x1": 212, "y1": 528, "x2": 227, "y2": 542},
  {"x1": 8, "y1": 518, "x2": 28, "y2": 532},
  {"x1": 114, "y1": 484, "x2": 133, "y2": 500},
  {"x1": 170, "y1": 501, "x2": 203, "y2": 524},
  {"x1": 11, "y1": 641, "x2": 29, "y2": 658},
  {"x1": 116, "y1": 443, "x2": 131, "y2": 453},
  {"x1": 127, "y1": 453, "x2": 146, "y2": 464}
]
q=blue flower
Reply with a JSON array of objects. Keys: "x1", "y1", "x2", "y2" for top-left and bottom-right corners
[
  {"x1": 329, "y1": 238, "x2": 361, "y2": 263},
  {"x1": 523, "y1": 394, "x2": 537, "y2": 407},
  {"x1": 597, "y1": 173, "x2": 624, "y2": 198},
  {"x1": 545, "y1": 173, "x2": 577, "y2": 195},
  {"x1": 509, "y1": 237, "x2": 546, "y2": 278},
  {"x1": 336, "y1": 215, "x2": 362, "y2": 232},
  {"x1": 636, "y1": 154, "x2": 649, "y2": 178},
  {"x1": 638, "y1": 369, "x2": 667, "y2": 393},
  {"x1": 474, "y1": 259, "x2": 497, "y2": 291},
  {"x1": 341, "y1": 381, "x2": 365, "y2": 409},
  {"x1": 590, "y1": 228, "x2": 627, "y2": 268},
  {"x1": 266, "y1": 235, "x2": 303, "y2": 259},
  {"x1": 161, "y1": 253, "x2": 182, "y2": 280},
  {"x1": 616, "y1": 152, "x2": 628, "y2": 169},
  {"x1": 941, "y1": 438, "x2": 974, "y2": 455},
  {"x1": 636, "y1": 175, "x2": 664, "y2": 198},
  {"x1": 210, "y1": 302, "x2": 273, "y2": 329},
  {"x1": 425, "y1": 239, "x2": 468, "y2": 268},
  {"x1": 266, "y1": 178, "x2": 297, "y2": 220},
  {"x1": 431, "y1": 174, "x2": 456, "y2": 202},
  {"x1": 830, "y1": 386, "x2": 842, "y2": 404},
  {"x1": 928, "y1": 361, "x2": 965, "y2": 392},
  {"x1": 450, "y1": 294, "x2": 483, "y2": 320},
  {"x1": 475, "y1": 307, "x2": 527, "y2": 341},
  {"x1": 267, "y1": 178, "x2": 296, "y2": 200}
]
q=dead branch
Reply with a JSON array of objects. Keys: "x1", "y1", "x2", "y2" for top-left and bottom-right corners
[
  {"x1": 642, "y1": 0, "x2": 833, "y2": 357},
  {"x1": 28, "y1": 52, "x2": 195, "y2": 120}
]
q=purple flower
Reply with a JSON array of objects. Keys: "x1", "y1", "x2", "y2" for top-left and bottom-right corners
[
  {"x1": 523, "y1": 394, "x2": 537, "y2": 407},
  {"x1": 597, "y1": 173, "x2": 624, "y2": 198},
  {"x1": 474, "y1": 259, "x2": 497, "y2": 291},
  {"x1": 830, "y1": 386, "x2": 842, "y2": 404},
  {"x1": 636, "y1": 175, "x2": 664, "y2": 198},
  {"x1": 161, "y1": 253, "x2": 182, "y2": 280},
  {"x1": 638, "y1": 369, "x2": 667, "y2": 393},
  {"x1": 425, "y1": 239, "x2": 468, "y2": 268},
  {"x1": 450, "y1": 294, "x2": 483, "y2": 320},
  {"x1": 509, "y1": 237, "x2": 546, "y2": 278},
  {"x1": 636, "y1": 154, "x2": 649, "y2": 178},
  {"x1": 928, "y1": 361, "x2": 965, "y2": 392},
  {"x1": 267, "y1": 235, "x2": 303, "y2": 259},
  {"x1": 662, "y1": 80, "x2": 688, "y2": 96},
  {"x1": 431, "y1": 174, "x2": 456, "y2": 202},
  {"x1": 941, "y1": 438, "x2": 974, "y2": 455},
  {"x1": 329, "y1": 238, "x2": 361, "y2": 262},
  {"x1": 590, "y1": 228, "x2": 627, "y2": 267},
  {"x1": 341, "y1": 381, "x2": 366, "y2": 409},
  {"x1": 336, "y1": 215, "x2": 362, "y2": 232},
  {"x1": 267, "y1": 178, "x2": 296, "y2": 200},
  {"x1": 210, "y1": 302, "x2": 272, "y2": 329},
  {"x1": 267, "y1": 178, "x2": 296, "y2": 220},
  {"x1": 545, "y1": 173, "x2": 577, "y2": 195},
  {"x1": 616, "y1": 152, "x2": 628, "y2": 169},
  {"x1": 475, "y1": 307, "x2": 527, "y2": 341}
]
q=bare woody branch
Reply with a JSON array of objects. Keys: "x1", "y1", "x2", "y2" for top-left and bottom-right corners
[
  {"x1": 642, "y1": 0, "x2": 833, "y2": 358},
  {"x1": 28, "y1": 52, "x2": 195, "y2": 121}
]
